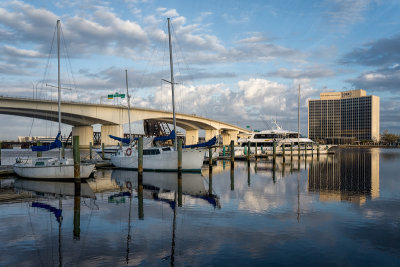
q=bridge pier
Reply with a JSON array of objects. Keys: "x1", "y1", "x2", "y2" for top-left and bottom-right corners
[
  {"x1": 221, "y1": 130, "x2": 239, "y2": 146},
  {"x1": 101, "y1": 125, "x2": 123, "y2": 146},
  {"x1": 72, "y1": 126, "x2": 93, "y2": 149},
  {"x1": 205, "y1": 129, "x2": 218, "y2": 141},
  {"x1": 185, "y1": 129, "x2": 199, "y2": 145}
]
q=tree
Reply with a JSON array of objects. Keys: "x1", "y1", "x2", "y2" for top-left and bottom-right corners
[{"x1": 381, "y1": 130, "x2": 399, "y2": 145}]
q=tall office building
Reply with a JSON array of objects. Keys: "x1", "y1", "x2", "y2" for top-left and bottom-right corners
[{"x1": 308, "y1": 89, "x2": 380, "y2": 144}]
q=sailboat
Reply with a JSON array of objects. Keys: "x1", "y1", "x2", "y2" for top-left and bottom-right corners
[
  {"x1": 13, "y1": 20, "x2": 95, "y2": 179},
  {"x1": 110, "y1": 18, "x2": 205, "y2": 172}
]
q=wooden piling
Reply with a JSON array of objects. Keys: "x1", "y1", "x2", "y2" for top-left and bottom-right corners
[
  {"x1": 230, "y1": 140, "x2": 234, "y2": 166},
  {"x1": 178, "y1": 172, "x2": 182, "y2": 207},
  {"x1": 208, "y1": 147, "x2": 213, "y2": 165},
  {"x1": 282, "y1": 143, "x2": 286, "y2": 163},
  {"x1": 138, "y1": 173, "x2": 144, "y2": 220},
  {"x1": 73, "y1": 178, "x2": 81, "y2": 240},
  {"x1": 37, "y1": 141, "x2": 42, "y2": 158},
  {"x1": 101, "y1": 143, "x2": 105, "y2": 160},
  {"x1": 73, "y1": 136, "x2": 80, "y2": 179},
  {"x1": 291, "y1": 142, "x2": 293, "y2": 159},
  {"x1": 208, "y1": 165, "x2": 213, "y2": 196},
  {"x1": 311, "y1": 143, "x2": 314, "y2": 158},
  {"x1": 317, "y1": 143, "x2": 320, "y2": 159},
  {"x1": 298, "y1": 142, "x2": 301, "y2": 159},
  {"x1": 255, "y1": 142, "x2": 258, "y2": 160},
  {"x1": 61, "y1": 142, "x2": 65, "y2": 159},
  {"x1": 178, "y1": 138, "x2": 182, "y2": 172},
  {"x1": 222, "y1": 145, "x2": 226, "y2": 156},
  {"x1": 247, "y1": 141, "x2": 250, "y2": 161},
  {"x1": 138, "y1": 136, "x2": 143, "y2": 175},
  {"x1": 89, "y1": 142, "x2": 92, "y2": 160},
  {"x1": 0, "y1": 141, "x2": 2, "y2": 165},
  {"x1": 273, "y1": 141, "x2": 276, "y2": 164}
]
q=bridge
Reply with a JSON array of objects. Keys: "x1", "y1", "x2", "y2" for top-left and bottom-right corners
[{"x1": 0, "y1": 96, "x2": 250, "y2": 147}]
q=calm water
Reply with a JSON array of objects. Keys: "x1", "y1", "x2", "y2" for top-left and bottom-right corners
[{"x1": 1, "y1": 148, "x2": 399, "y2": 266}]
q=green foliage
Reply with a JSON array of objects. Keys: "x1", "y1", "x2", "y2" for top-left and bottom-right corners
[{"x1": 381, "y1": 130, "x2": 400, "y2": 144}]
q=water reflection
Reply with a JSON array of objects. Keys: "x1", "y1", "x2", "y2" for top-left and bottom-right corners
[
  {"x1": 111, "y1": 170, "x2": 220, "y2": 210},
  {"x1": 308, "y1": 149, "x2": 380, "y2": 204},
  {"x1": 13, "y1": 178, "x2": 94, "y2": 267}
]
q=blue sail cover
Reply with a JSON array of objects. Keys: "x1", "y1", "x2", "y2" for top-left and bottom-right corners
[
  {"x1": 32, "y1": 202, "x2": 62, "y2": 223},
  {"x1": 183, "y1": 136, "x2": 217, "y2": 149},
  {"x1": 31, "y1": 132, "x2": 62, "y2": 152},
  {"x1": 108, "y1": 135, "x2": 131, "y2": 144},
  {"x1": 109, "y1": 130, "x2": 176, "y2": 144}
]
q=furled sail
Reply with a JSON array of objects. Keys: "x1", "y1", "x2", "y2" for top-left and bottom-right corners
[
  {"x1": 183, "y1": 136, "x2": 217, "y2": 149},
  {"x1": 31, "y1": 132, "x2": 62, "y2": 152}
]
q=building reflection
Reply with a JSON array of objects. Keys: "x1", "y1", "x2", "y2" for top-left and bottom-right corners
[{"x1": 308, "y1": 150, "x2": 379, "y2": 205}]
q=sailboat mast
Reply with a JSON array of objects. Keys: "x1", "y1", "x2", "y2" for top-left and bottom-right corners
[
  {"x1": 125, "y1": 70, "x2": 132, "y2": 141},
  {"x1": 167, "y1": 18, "x2": 177, "y2": 150},
  {"x1": 298, "y1": 84, "x2": 300, "y2": 144},
  {"x1": 57, "y1": 20, "x2": 62, "y2": 160}
]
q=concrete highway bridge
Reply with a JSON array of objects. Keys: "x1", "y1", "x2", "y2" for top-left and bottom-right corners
[{"x1": 0, "y1": 96, "x2": 250, "y2": 147}]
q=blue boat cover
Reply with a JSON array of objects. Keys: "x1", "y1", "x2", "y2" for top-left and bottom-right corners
[
  {"x1": 109, "y1": 130, "x2": 176, "y2": 144},
  {"x1": 32, "y1": 202, "x2": 62, "y2": 223},
  {"x1": 108, "y1": 135, "x2": 131, "y2": 144},
  {"x1": 183, "y1": 136, "x2": 217, "y2": 149},
  {"x1": 31, "y1": 132, "x2": 62, "y2": 152}
]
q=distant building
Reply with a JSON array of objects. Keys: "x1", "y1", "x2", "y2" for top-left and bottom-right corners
[{"x1": 308, "y1": 89, "x2": 380, "y2": 144}]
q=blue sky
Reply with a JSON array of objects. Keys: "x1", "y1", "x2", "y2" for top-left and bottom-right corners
[{"x1": 0, "y1": 0, "x2": 399, "y2": 139}]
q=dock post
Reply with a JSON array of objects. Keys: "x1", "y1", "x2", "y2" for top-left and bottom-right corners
[
  {"x1": 255, "y1": 142, "x2": 258, "y2": 160},
  {"x1": 208, "y1": 147, "x2": 213, "y2": 165},
  {"x1": 138, "y1": 170, "x2": 144, "y2": 220},
  {"x1": 208, "y1": 165, "x2": 213, "y2": 196},
  {"x1": 230, "y1": 140, "x2": 234, "y2": 166},
  {"x1": 273, "y1": 141, "x2": 276, "y2": 164},
  {"x1": 37, "y1": 141, "x2": 42, "y2": 157},
  {"x1": 247, "y1": 141, "x2": 250, "y2": 161},
  {"x1": 223, "y1": 145, "x2": 226, "y2": 157},
  {"x1": 101, "y1": 143, "x2": 105, "y2": 160},
  {"x1": 61, "y1": 142, "x2": 65, "y2": 159},
  {"x1": 89, "y1": 142, "x2": 92, "y2": 160},
  {"x1": 178, "y1": 172, "x2": 182, "y2": 207},
  {"x1": 178, "y1": 139, "x2": 182, "y2": 172},
  {"x1": 317, "y1": 143, "x2": 320, "y2": 159},
  {"x1": 311, "y1": 143, "x2": 314, "y2": 158},
  {"x1": 298, "y1": 142, "x2": 301, "y2": 159},
  {"x1": 230, "y1": 163, "x2": 234, "y2": 191},
  {"x1": 73, "y1": 177, "x2": 81, "y2": 240},
  {"x1": 291, "y1": 142, "x2": 293, "y2": 159},
  {"x1": 0, "y1": 141, "x2": 2, "y2": 165},
  {"x1": 282, "y1": 143, "x2": 286, "y2": 163},
  {"x1": 138, "y1": 136, "x2": 143, "y2": 176},
  {"x1": 73, "y1": 136, "x2": 80, "y2": 179}
]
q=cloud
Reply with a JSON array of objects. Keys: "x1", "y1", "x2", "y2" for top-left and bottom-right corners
[
  {"x1": 324, "y1": 0, "x2": 371, "y2": 26},
  {"x1": 340, "y1": 34, "x2": 400, "y2": 66},
  {"x1": 346, "y1": 65, "x2": 400, "y2": 93},
  {"x1": 268, "y1": 67, "x2": 335, "y2": 79}
]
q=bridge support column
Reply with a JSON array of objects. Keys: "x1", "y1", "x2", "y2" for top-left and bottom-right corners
[
  {"x1": 72, "y1": 126, "x2": 93, "y2": 149},
  {"x1": 101, "y1": 125, "x2": 123, "y2": 146},
  {"x1": 205, "y1": 129, "x2": 218, "y2": 141},
  {"x1": 221, "y1": 130, "x2": 239, "y2": 146},
  {"x1": 185, "y1": 129, "x2": 199, "y2": 145}
]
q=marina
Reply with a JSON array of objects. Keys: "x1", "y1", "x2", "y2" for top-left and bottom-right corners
[{"x1": 1, "y1": 148, "x2": 399, "y2": 265}]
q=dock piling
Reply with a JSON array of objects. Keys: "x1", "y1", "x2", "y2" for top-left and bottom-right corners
[
  {"x1": 89, "y1": 142, "x2": 92, "y2": 160},
  {"x1": 230, "y1": 140, "x2": 234, "y2": 166},
  {"x1": 101, "y1": 143, "x2": 105, "y2": 160},
  {"x1": 37, "y1": 141, "x2": 42, "y2": 157},
  {"x1": 138, "y1": 136, "x2": 143, "y2": 176},
  {"x1": 208, "y1": 147, "x2": 213, "y2": 165},
  {"x1": 178, "y1": 139, "x2": 182, "y2": 172},
  {"x1": 73, "y1": 136, "x2": 80, "y2": 179}
]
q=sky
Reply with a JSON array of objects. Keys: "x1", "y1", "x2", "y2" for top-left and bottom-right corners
[{"x1": 0, "y1": 0, "x2": 399, "y2": 140}]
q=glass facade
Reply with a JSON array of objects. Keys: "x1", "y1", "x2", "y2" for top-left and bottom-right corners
[{"x1": 308, "y1": 94, "x2": 378, "y2": 144}]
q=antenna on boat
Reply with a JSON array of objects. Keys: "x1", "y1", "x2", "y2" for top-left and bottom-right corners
[{"x1": 125, "y1": 70, "x2": 132, "y2": 142}]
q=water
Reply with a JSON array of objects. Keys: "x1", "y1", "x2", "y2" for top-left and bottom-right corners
[{"x1": 1, "y1": 148, "x2": 399, "y2": 266}]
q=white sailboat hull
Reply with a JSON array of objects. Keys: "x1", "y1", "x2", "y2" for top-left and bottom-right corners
[
  {"x1": 13, "y1": 158, "x2": 95, "y2": 179},
  {"x1": 111, "y1": 148, "x2": 204, "y2": 172}
]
